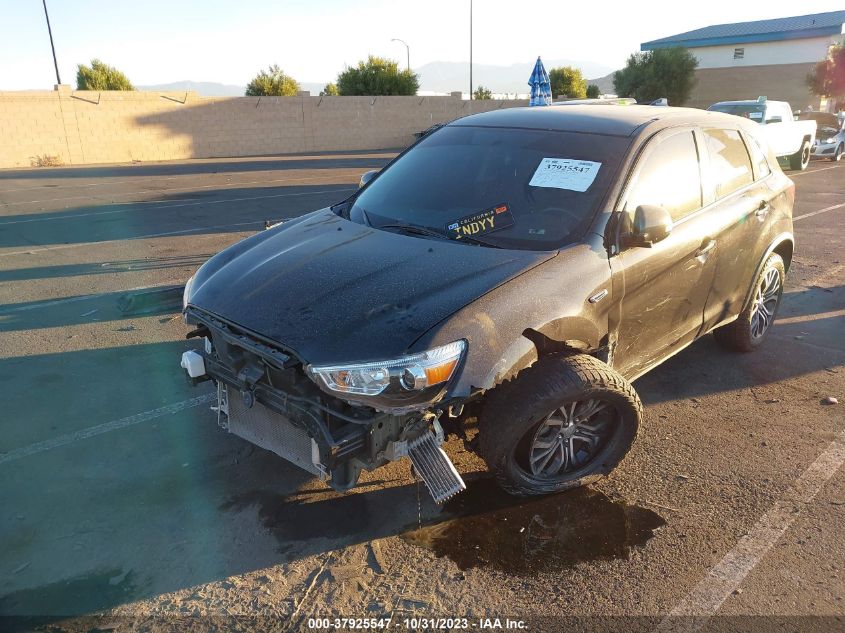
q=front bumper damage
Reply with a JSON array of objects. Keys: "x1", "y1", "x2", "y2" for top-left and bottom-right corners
[{"x1": 181, "y1": 307, "x2": 465, "y2": 503}]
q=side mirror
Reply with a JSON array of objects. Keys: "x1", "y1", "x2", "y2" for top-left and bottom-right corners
[
  {"x1": 359, "y1": 170, "x2": 379, "y2": 189},
  {"x1": 628, "y1": 205, "x2": 673, "y2": 247}
]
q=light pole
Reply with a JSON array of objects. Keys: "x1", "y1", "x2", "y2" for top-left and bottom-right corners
[
  {"x1": 391, "y1": 38, "x2": 410, "y2": 72},
  {"x1": 42, "y1": 0, "x2": 61, "y2": 85},
  {"x1": 469, "y1": 0, "x2": 473, "y2": 99}
]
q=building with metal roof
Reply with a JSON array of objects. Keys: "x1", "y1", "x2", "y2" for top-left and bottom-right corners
[{"x1": 641, "y1": 10, "x2": 845, "y2": 110}]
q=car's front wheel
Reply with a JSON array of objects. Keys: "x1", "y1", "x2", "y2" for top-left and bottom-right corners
[
  {"x1": 713, "y1": 252, "x2": 785, "y2": 352},
  {"x1": 478, "y1": 354, "x2": 641, "y2": 497},
  {"x1": 833, "y1": 143, "x2": 843, "y2": 162}
]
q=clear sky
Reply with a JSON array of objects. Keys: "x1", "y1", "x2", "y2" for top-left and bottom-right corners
[{"x1": 0, "y1": 0, "x2": 840, "y2": 89}]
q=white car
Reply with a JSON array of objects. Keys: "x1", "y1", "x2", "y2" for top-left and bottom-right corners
[
  {"x1": 708, "y1": 98, "x2": 817, "y2": 171},
  {"x1": 801, "y1": 112, "x2": 845, "y2": 161}
]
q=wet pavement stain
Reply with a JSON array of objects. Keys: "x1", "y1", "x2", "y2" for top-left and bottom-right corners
[
  {"x1": 221, "y1": 478, "x2": 664, "y2": 575},
  {"x1": 401, "y1": 479, "x2": 666, "y2": 574},
  {"x1": 0, "y1": 568, "x2": 137, "y2": 617}
]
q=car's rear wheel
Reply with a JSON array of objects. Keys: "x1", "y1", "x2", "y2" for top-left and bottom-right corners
[
  {"x1": 833, "y1": 144, "x2": 843, "y2": 162},
  {"x1": 713, "y1": 252, "x2": 785, "y2": 353},
  {"x1": 478, "y1": 354, "x2": 641, "y2": 497},
  {"x1": 788, "y1": 140, "x2": 811, "y2": 171}
]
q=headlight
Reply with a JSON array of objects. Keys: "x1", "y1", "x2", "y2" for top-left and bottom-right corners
[
  {"x1": 824, "y1": 137, "x2": 836, "y2": 144},
  {"x1": 309, "y1": 341, "x2": 465, "y2": 397},
  {"x1": 182, "y1": 275, "x2": 195, "y2": 310}
]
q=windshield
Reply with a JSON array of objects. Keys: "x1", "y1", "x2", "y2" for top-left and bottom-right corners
[
  {"x1": 708, "y1": 103, "x2": 766, "y2": 121},
  {"x1": 348, "y1": 125, "x2": 628, "y2": 251}
]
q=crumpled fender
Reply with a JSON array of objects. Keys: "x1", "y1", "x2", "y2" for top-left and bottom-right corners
[{"x1": 410, "y1": 242, "x2": 613, "y2": 398}]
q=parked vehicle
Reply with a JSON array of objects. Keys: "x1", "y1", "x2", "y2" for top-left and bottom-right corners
[
  {"x1": 181, "y1": 105, "x2": 795, "y2": 503},
  {"x1": 800, "y1": 111, "x2": 845, "y2": 161},
  {"x1": 708, "y1": 98, "x2": 816, "y2": 170}
]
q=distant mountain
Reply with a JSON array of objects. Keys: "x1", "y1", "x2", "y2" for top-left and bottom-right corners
[
  {"x1": 137, "y1": 69, "x2": 618, "y2": 98},
  {"x1": 417, "y1": 59, "x2": 615, "y2": 94},
  {"x1": 587, "y1": 72, "x2": 617, "y2": 95},
  {"x1": 137, "y1": 80, "x2": 331, "y2": 96},
  {"x1": 137, "y1": 81, "x2": 245, "y2": 96}
]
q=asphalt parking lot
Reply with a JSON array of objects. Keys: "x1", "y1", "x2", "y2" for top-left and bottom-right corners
[{"x1": 0, "y1": 152, "x2": 843, "y2": 632}]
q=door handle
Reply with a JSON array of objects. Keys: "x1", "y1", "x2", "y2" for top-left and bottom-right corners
[
  {"x1": 696, "y1": 239, "x2": 716, "y2": 262},
  {"x1": 755, "y1": 200, "x2": 770, "y2": 219}
]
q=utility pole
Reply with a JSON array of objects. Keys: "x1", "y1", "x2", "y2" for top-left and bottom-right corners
[
  {"x1": 469, "y1": 0, "x2": 473, "y2": 99},
  {"x1": 42, "y1": 0, "x2": 62, "y2": 85},
  {"x1": 391, "y1": 38, "x2": 410, "y2": 71}
]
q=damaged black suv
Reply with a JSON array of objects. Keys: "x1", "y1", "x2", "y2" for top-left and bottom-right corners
[{"x1": 181, "y1": 105, "x2": 794, "y2": 503}]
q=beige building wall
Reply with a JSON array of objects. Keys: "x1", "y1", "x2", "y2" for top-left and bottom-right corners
[
  {"x1": 685, "y1": 62, "x2": 821, "y2": 110},
  {"x1": 0, "y1": 88, "x2": 526, "y2": 169}
]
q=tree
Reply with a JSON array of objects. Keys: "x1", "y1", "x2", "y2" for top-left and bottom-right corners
[
  {"x1": 245, "y1": 65, "x2": 300, "y2": 96},
  {"x1": 613, "y1": 47, "x2": 698, "y2": 106},
  {"x1": 321, "y1": 82, "x2": 339, "y2": 96},
  {"x1": 807, "y1": 41, "x2": 845, "y2": 98},
  {"x1": 336, "y1": 56, "x2": 419, "y2": 96},
  {"x1": 586, "y1": 84, "x2": 600, "y2": 99},
  {"x1": 548, "y1": 66, "x2": 586, "y2": 100},
  {"x1": 473, "y1": 85, "x2": 492, "y2": 100},
  {"x1": 76, "y1": 59, "x2": 134, "y2": 90}
]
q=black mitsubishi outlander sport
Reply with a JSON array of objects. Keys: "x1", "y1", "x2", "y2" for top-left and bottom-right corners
[{"x1": 181, "y1": 105, "x2": 795, "y2": 503}]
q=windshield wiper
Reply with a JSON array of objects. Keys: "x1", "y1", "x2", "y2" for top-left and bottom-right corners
[
  {"x1": 453, "y1": 233, "x2": 503, "y2": 248},
  {"x1": 377, "y1": 222, "x2": 503, "y2": 248},
  {"x1": 377, "y1": 222, "x2": 452, "y2": 241}
]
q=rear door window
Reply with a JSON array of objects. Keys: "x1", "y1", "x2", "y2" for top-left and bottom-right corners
[
  {"x1": 702, "y1": 128, "x2": 753, "y2": 198},
  {"x1": 625, "y1": 131, "x2": 702, "y2": 222}
]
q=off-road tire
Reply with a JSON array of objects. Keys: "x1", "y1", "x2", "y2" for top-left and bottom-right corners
[
  {"x1": 477, "y1": 353, "x2": 641, "y2": 497},
  {"x1": 788, "y1": 140, "x2": 811, "y2": 171},
  {"x1": 713, "y1": 252, "x2": 785, "y2": 353}
]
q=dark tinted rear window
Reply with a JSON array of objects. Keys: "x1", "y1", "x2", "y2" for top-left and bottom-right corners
[{"x1": 349, "y1": 125, "x2": 629, "y2": 250}]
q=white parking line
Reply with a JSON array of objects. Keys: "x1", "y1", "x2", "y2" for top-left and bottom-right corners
[
  {"x1": 0, "y1": 393, "x2": 215, "y2": 466},
  {"x1": 793, "y1": 201, "x2": 845, "y2": 222},
  {"x1": 656, "y1": 425, "x2": 845, "y2": 632},
  {"x1": 791, "y1": 163, "x2": 844, "y2": 177}
]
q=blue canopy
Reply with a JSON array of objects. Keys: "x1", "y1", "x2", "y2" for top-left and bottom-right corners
[{"x1": 528, "y1": 56, "x2": 552, "y2": 106}]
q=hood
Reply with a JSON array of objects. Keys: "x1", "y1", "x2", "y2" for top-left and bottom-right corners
[{"x1": 189, "y1": 208, "x2": 555, "y2": 364}]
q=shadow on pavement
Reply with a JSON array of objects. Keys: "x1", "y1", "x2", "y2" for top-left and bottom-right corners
[
  {"x1": 0, "y1": 184, "x2": 356, "y2": 250},
  {"x1": 0, "y1": 152, "x2": 396, "y2": 182},
  {"x1": 0, "y1": 255, "x2": 211, "y2": 284}
]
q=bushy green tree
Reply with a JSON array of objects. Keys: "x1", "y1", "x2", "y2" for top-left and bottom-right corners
[
  {"x1": 586, "y1": 84, "x2": 601, "y2": 98},
  {"x1": 807, "y1": 41, "x2": 845, "y2": 98},
  {"x1": 336, "y1": 56, "x2": 419, "y2": 96},
  {"x1": 613, "y1": 47, "x2": 698, "y2": 105},
  {"x1": 549, "y1": 66, "x2": 586, "y2": 99},
  {"x1": 76, "y1": 59, "x2": 134, "y2": 90},
  {"x1": 245, "y1": 65, "x2": 300, "y2": 96},
  {"x1": 321, "y1": 82, "x2": 339, "y2": 96},
  {"x1": 473, "y1": 85, "x2": 492, "y2": 100}
]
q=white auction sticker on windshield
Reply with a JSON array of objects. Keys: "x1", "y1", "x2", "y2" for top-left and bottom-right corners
[{"x1": 529, "y1": 158, "x2": 602, "y2": 192}]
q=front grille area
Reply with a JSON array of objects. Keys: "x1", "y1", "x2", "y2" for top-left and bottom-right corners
[{"x1": 226, "y1": 385, "x2": 324, "y2": 476}]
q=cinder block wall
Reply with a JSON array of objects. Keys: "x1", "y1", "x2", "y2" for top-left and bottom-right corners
[
  {"x1": 685, "y1": 63, "x2": 821, "y2": 110},
  {"x1": 0, "y1": 88, "x2": 527, "y2": 168}
]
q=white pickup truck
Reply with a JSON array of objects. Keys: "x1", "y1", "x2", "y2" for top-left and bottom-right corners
[{"x1": 707, "y1": 98, "x2": 817, "y2": 171}]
